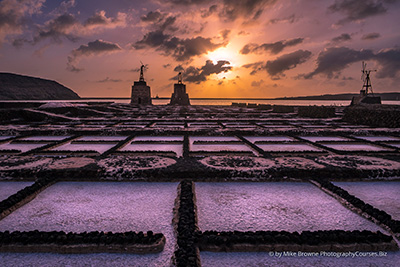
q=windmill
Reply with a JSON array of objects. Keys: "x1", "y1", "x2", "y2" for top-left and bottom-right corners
[
  {"x1": 361, "y1": 61, "x2": 376, "y2": 96},
  {"x1": 139, "y1": 61, "x2": 149, "y2": 82},
  {"x1": 351, "y1": 61, "x2": 381, "y2": 105}
]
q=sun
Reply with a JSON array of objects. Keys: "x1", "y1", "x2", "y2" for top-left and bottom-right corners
[
  {"x1": 206, "y1": 46, "x2": 241, "y2": 80},
  {"x1": 207, "y1": 46, "x2": 239, "y2": 66}
]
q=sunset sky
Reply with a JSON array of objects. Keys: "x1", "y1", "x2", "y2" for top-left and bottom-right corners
[{"x1": 0, "y1": 0, "x2": 399, "y2": 98}]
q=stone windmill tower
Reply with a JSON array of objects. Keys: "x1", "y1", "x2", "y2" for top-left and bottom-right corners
[
  {"x1": 169, "y1": 72, "x2": 190, "y2": 105},
  {"x1": 130, "y1": 63, "x2": 152, "y2": 105}
]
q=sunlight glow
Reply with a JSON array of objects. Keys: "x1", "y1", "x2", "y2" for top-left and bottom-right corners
[{"x1": 207, "y1": 47, "x2": 238, "y2": 67}]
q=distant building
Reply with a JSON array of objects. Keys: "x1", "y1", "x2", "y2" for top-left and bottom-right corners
[
  {"x1": 170, "y1": 72, "x2": 190, "y2": 105},
  {"x1": 130, "y1": 64, "x2": 152, "y2": 105}
]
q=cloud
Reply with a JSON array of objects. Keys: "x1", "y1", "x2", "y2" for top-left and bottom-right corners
[
  {"x1": 140, "y1": 11, "x2": 178, "y2": 32},
  {"x1": 219, "y1": 0, "x2": 278, "y2": 22},
  {"x1": 220, "y1": 29, "x2": 230, "y2": 41},
  {"x1": 242, "y1": 61, "x2": 265, "y2": 75},
  {"x1": 161, "y1": 0, "x2": 277, "y2": 22},
  {"x1": 67, "y1": 39, "x2": 122, "y2": 72},
  {"x1": 0, "y1": 0, "x2": 45, "y2": 43},
  {"x1": 201, "y1": 4, "x2": 218, "y2": 18},
  {"x1": 251, "y1": 79, "x2": 264, "y2": 87},
  {"x1": 268, "y1": 14, "x2": 297, "y2": 24},
  {"x1": 265, "y1": 49, "x2": 312, "y2": 78},
  {"x1": 133, "y1": 30, "x2": 224, "y2": 61},
  {"x1": 240, "y1": 38, "x2": 304, "y2": 55},
  {"x1": 361, "y1": 32, "x2": 381, "y2": 40},
  {"x1": 174, "y1": 65, "x2": 185, "y2": 72},
  {"x1": 302, "y1": 46, "x2": 400, "y2": 79},
  {"x1": 12, "y1": 5, "x2": 126, "y2": 47},
  {"x1": 328, "y1": 0, "x2": 398, "y2": 25},
  {"x1": 84, "y1": 10, "x2": 127, "y2": 29},
  {"x1": 177, "y1": 60, "x2": 232, "y2": 83},
  {"x1": 330, "y1": 33, "x2": 352, "y2": 44},
  {"x1": 95, "y1": 77, "x2": 123, "y2": 83},
  {"x1": 374, "y1": 48, "x2": 400, "y2": 78},
  {"x1": 302, "y1": 47, "x2": 374, "y2": 79}
]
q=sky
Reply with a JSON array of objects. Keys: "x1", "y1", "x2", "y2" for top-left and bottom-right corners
[{"x1": 0, "y1": 0, "x2": 399, "y2": 98}]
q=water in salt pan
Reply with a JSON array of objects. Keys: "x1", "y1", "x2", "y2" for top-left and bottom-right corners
[
  {"x1": 77, "y1": 136, "x2": 128, "y2": 141},
  {"x1": 196, "y1": 182, "x2": 381, "y2": 232},
  {"x1": 244, "y1": 136, "x2": 294, "y2": 143},
  {"x1": 386, "y1": 143, "x2": 400, "y2": 148},
  {"x1": 0, "y1": 136, "x2": 15, "y2": 141},
  {"x1": 334, "y1": 182, "x2": 400, "y2": 220},
  {"x1": 0, "y1": 182, "x2": 178, "y2": 267},
  {"x1": 353, "y1": 136, "x2": 400, "y2": 142},
  {"x1": 190, "y1": 144, "x2": 254, "y2": 153},
  {"x1": 120, "y1": 143, "x2": 183, "y2": 157},
  {"x1": 0, "y1": 182, "x2": 33, "y2": 201},
  {"x1": 257, "y1": 143, "x2": 322, "y2": 152},
  {"x1": 20, "y1": 136, "x2": 70, "y2": 141},
  {"x1": 133, "y1": 136, "x2": 183, "y2": 142},
  {"x1": 321, "y1": 143, "x2": 389, "y2": 151},
  {"x1": 190, "y1": 136, "x2": 239, "y2": 142},
  {"x1": 299, "y1": 136, "x2": 351, "y2": 142},
  {"x1": 0, "y1": 142, "x2": 48, "y2": 152},
  {"x1": 51, "y1": 142, "x2": 117, "y2": 154}
]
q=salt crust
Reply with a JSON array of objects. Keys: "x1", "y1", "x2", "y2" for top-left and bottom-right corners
[
  {"x1": 98, "y1": 156, "x2": 176, "y2": 172},
  {"x1": 47, "y1": 157, "x2": 95, "y2": 170},
  {"x1": 316, "y1": 155, "x2": 400, "y2": 170}
]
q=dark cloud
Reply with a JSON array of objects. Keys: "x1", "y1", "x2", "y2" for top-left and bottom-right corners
[
  {"x1": 34, "y1": 13, "x2": 79, "y2": 43},
  {"x1": 268, "y1": 14, "x2": 297, "y2": 24},
  {"x1": 330, "y1": 33, "x2": 352, "y2": 44},
  {"x1": 251, "y1": 79, "x2": 264, "y2": 87},
  {"x1": 140, "y1": 10, "x2": 178, "y2": 32},
  {"x1": 265, "y1": 50, "x2": 312, "y2": 78},
  {"x1": 84, "y1": 10, "x2": 126, "y2": 28},
  {"x1": 163, "y1": 64, "x2": 171, "y2": 68},
  {"x1": 374, "y1": 48, "x2": 400, "y2": 78},
  {"x1": 161, "y1": 0, "x2": 277, "y2": 22},
  {"x1": 201, "y1": 4, "x2": 218, "y2": 18},
  {"x1": 240, "y1": 38, "x2": 304, "y2": 55},
  {"x1": 361, "y1": 32, "x2": 381, "y2": 40},
  {"x1": 133, "y1": 30, "x2": 223, "y2": 61},
  {"x1": 328, "y1": 0, "x2": 398, "y2": 25},
  {"x1": 242, "y1": 61, "x2": 265, "y2": 75},
  {"x1": 0, "y1": 0, "x2": 44, "y2": 42},
  {"x1": 12, "y1": 6, "x2": 126, "y2": 47},
  {"x1": 220, "y1": 29, "x2": 230, "y2": 41},
  {"x1": 179, "y1": 60, "x2": 232, "y2": 83},
  {"x1": 302, "y1": 46, "x2": 400, "y2": 79},
  {"x1": 174, "y1": 65, "x2": 185, "y2": 72},
  {"x1": 219, "y1": 0, "x2": 278, "y2": 22},
  {"x1": 95, "y1": 77, "x2": 123, "y2": 83},
  {"x1": 141, "y1": 11, "x2": 164, "y2": 22},
  {"x1": 302, "y1": 47, "x2": 374, "y2": 79},
  {"x1": 67, "y1": 39, "x2": 122, "y2": 72}
]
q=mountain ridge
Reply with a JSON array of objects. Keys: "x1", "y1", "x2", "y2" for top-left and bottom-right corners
[{"x1": 0, "y1": 73, "x2": 80, "y2": 100}]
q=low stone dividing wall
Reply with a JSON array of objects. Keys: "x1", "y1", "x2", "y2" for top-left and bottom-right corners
[
  {"x1": 0, "y1": 231, "x2": 165, "y2": 254},
  {"x1": 343, "y1": 105, "x2": 400, "y2": 128},
  {"x1": 311, "y1": 179, "x2": 400, "y2": 236},
  {"x1": 173, "y1": 181, "x2": 201, "y2": 267},
  {"x1": 0, "y1": 176, "x2": 55, "y2": 220},
  {"x1": 197, "y1": 230, "x2": 398, "y2": 252}
]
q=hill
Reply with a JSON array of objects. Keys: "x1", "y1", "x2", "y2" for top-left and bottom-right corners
[
  {"x1": 0, "y1": 73, "x2": 80, "y2": 100},
  {"x1": 274, "y1": 92, "x2": 400, "y2": 101}
]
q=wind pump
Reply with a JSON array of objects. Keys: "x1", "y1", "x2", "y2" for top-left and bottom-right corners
[{"x1": 361, "y1": 61, "x2": 376, "y2": 96}]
